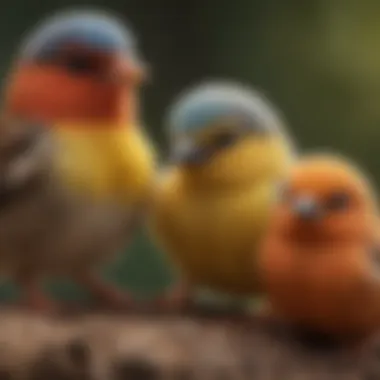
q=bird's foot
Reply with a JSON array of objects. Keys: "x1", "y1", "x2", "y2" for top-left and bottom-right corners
[
  {"x1": 14, "y1": 275, "x2": 61, "y2": 314},
  {"x1": 17, "y1": 292, "x2": 60, "y2": 314},
  {"x1": 94, "y1": 289, "x2": 134, "y2": 312},
  {"x1": 76, "y1": 273, "x2": 134, "y2": 312},
  {"x1": 290, "y1": 326, "x2": 344, "y2": 352},
  {"x1": 154, "y1": 283, "x2": 194, "y2": 313}
]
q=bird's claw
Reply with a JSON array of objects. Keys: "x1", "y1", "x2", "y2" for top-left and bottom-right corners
[
  {"x1": 154, "y1": 286, "x2": 194, "y2": 313},
  {"x1": 17, "y1": 294, "x2": 61, "y2": 315},
  {"x1": 75, "y1": 274, "x2": 135, "y2": 312},
  {"x1": 92, "y1": 290, "x2": 135, "y2": 312}
]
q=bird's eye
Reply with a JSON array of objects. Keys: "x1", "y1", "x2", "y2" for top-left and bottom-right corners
[
  {"x1": 213, "y1": 132, "x2": 237, "y2": 148},
  {"x1": 60, "y1": 54, "x2": 99, "y2": 75},
  {"x1": 325, "y1": 192, "x2": 350, "y2": 212}
]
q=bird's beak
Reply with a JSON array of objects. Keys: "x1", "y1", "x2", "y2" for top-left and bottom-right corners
[
  {"x1": 292, "y1": 195, "x2": 322, "y2": 221},
  {"x1": 170, "y1": 139, "x2": 210, "y2": 165},
  {"x1": 105, "y1": 56, "x2": 148, "y2": 85}
]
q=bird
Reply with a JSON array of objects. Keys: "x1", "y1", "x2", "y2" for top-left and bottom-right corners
[
  {"x1": 258, "y1": 153, "x2": 380, "y2": 341},
  {"x1": 149, "y1": 81, "x2": 295, "y2": 309},
  {"x1": 5, "y1": 9, "x2": 155, "y2": 203},
  {"x1": 0, "y1": 9, "x2": 156, "y2": 310}
]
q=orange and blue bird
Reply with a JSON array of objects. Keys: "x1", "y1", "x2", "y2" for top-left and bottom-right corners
[
  {"x1": 0, "y1": 9, "x2": 156, "y2": 310},
  {"x1": 150, "y1": 81, "x2": 295, "y2": 309}
]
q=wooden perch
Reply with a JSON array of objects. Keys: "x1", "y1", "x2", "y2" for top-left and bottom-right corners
[{"x1": 0, "y1": 308, "x2": 378, "y2": 380}]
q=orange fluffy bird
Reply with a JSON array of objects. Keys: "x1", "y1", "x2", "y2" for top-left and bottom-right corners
[{"x1": 258, "y1": 153, "x2": 380, "y2": 341}]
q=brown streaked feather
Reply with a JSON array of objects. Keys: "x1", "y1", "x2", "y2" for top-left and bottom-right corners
[{"x1": 0, "y1": 116, "x2": 139, "y2": 280}]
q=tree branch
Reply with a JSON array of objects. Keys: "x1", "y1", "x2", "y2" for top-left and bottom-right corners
[{"x1": 0, "y1": 308, "x2": 377, "y2": 380}]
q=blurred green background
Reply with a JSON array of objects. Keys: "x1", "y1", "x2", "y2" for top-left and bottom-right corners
[{"x1": 0, "y1": 0, "x2": 379, "y2": 300}]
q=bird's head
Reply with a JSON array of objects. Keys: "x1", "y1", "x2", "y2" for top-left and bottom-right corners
[
  {"x1": 273, "y1": 154, "x2": 377, "y2": 244},
  {"x1": 4, "y1": 9, "x2": 146, "y2": 125},
  {"x1": 167, "y1": 81, "x2": 294, "y2": 188}
]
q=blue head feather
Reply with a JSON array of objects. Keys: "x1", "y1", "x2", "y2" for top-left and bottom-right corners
[
  {"x1": 19, "y1": 9, "x2": 137, "y2": 61},
  {"x1": 168, "y1": 81, "x2": 283, "y2": 137}
]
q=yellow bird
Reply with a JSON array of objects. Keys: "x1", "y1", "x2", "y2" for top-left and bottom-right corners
[
  {"x1": 3, "y1": 9, "x2": 156, "y2": 310},
  {"x1": 150, "y1": 81, "x2": 295, "y2": 308}
]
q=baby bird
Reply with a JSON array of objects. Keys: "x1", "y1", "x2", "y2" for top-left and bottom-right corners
[
  {"x1": 150, "y1": 81, "x2": 295, "y2": 308},
  {"x1": 258, "y1": 154, "x2": 380, "y2": 341}
]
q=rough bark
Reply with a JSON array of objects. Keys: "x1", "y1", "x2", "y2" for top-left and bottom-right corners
[{"x1": 0, "y1": 308, "x2": 378, "y2": 380}]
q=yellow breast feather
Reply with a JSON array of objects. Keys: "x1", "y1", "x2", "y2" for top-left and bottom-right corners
[
  {"x1": 151, "y1": 170, "x2": 277, "y2": 295},
  {"x1": 53, "y1": 123, "x2": 156, "y2": 205}
]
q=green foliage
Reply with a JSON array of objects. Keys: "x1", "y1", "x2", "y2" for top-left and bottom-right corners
[{"x1": 211, "y1": 0, "x2": 380, "y2": 185}]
